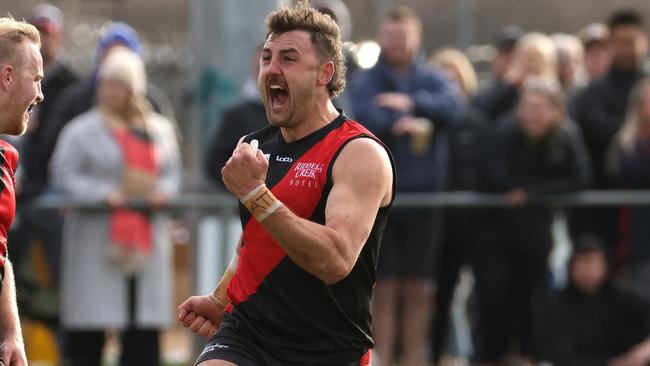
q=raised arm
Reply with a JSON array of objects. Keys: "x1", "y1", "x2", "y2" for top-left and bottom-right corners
[
  {"x1": 222, "y1": 138, "x2": 393, "y2": 284},
  {"x1": 260, "y1": 138, "x2": 393, "y2": 283}
]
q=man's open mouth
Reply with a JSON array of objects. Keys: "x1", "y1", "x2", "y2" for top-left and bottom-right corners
[{"x1": 269, "y1": 83, "x2": 289, "y2": 108}]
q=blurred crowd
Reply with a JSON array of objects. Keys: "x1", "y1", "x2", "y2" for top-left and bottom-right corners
[{"x1": 7, "y1": 1, "x2": 650, "y2": 366}]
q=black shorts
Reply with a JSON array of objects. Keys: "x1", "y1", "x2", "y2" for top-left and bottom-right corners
[
  {"x1": 377, "y1": 208, "x2": 442, "y2": 279},
  {"x1": 195, "y1": 321, "x2": 372, "y2": 366},
  {"x1": 195, "y1": 323, "x2": 272, "y2": 366}
]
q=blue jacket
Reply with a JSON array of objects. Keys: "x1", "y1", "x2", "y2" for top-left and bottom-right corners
[{"x1": 349, "y1": 56, "x2": 463, "y2": 192}]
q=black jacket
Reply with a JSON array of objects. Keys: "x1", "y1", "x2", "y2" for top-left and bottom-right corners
[
  {"x1": 204, "y1": 98, "x2": 268, "y2": 188},
  {"x1": 543, "y1": 284, "x2": 650, "y2": 366},
  {"x1": 572, "y1": 68, "x2": 645, "y2": 189},
  {"x1": 479, "y1": 117, "x2": 592, "y2": 238},
  {"x1": 19, "y1": 61, "x2": 78, "y2": 199}
]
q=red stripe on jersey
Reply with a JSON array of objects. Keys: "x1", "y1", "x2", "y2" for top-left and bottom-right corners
[
  {"x1": 0, "y1": 141, "x2": 18, "y2": 268},
  {"x1": 227, "y1": 120, "x2": 374, "y2": 305},
  {"x1": 360, "y1": 349, "x2": 372, "y2": 366}
]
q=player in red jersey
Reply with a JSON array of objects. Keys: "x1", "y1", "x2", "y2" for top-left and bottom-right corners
[
  {"x1": 179, "y1": 2, "x2": 395, "y2": 366},
  {"x1": 0, "y1": 16, "x2": 44, "y2": 366}
]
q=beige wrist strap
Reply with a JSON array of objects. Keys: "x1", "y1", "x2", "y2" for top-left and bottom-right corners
[{"x1": 240, "y1": 184, "x2": 283, "y2": 222}]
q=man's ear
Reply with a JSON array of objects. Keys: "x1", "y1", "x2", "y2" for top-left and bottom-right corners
[
  {"x1": 0, "y1": 65, "x2": 15, "y2": 91},
  {"x1": 317, "y1": 61, "x2": 335, "y2": 88}
]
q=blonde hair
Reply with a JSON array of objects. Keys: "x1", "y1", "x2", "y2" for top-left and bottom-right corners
[
  {"x1": 98, "y1": 47, "x2": 151, "y2": 123},
  {"x1": 515, "y1": 32, "x2": 558, "y2": 79},
  {"x1": 0, "y1": 15, "x2": 41, "y2": 66},
  {"x1": 429, "y1": 47, "x2": 478, "y2": 97},
  {"x1": 265, "y1": 0, "x2": 346, "y2": 97}
]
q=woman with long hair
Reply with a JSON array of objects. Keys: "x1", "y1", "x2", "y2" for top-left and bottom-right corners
[{"x1": 51, "y1": 47, "x2": 182, "y2": 366}]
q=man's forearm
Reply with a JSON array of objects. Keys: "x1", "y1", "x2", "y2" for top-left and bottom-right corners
[
  {"x1": 261, "y1": 206, "x2": 352, "y2": 284},
  {"x1": 0, "y1": 260, "x2": 23, "y2": 341},
  {"x1": 212, "y1": 266, "x2": 235, "y2": 306}
]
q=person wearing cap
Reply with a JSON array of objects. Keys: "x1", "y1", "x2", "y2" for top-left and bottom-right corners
[
  {"x1": 0, "y1": 15, "x2": 44, "y2": 366},
  {"x1": 471, "y1": 26, "x2": 523, "y2": 119},
  {"x1": 7, "y1": 4, "x2": 78, "y2": 326},
  {"x1": 50, "y1": 48, "x2": 181, "y2": 366},
  {"x1": 493, "y1": 25, "x2": 525, "y2": 80},
  {"x1": 18, "y1": 4, "x2": 77, "y2": 197},
  {"x1": 579, "y1": 22, "x2": 611, "y2": 82},
  {"x1": 41, "y1": 22, "x2": 175, "y2": 190},
  {"x1": 542, "y1": 235, "x2": 650, "y2": 366},
  {"x1": 570, "y1": 9, "x2": 648, "y2": 250}
]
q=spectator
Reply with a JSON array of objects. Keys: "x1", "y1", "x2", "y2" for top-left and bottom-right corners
[
  {"x1": 41, "y1": 22, "x2": 175, "y2": 191},
  {"x1": 609, "y1": 78, "x2": 650, "y2": 298},
  {"x1": 8, "y1": 3, "x2": 78, "y2": 325},
  {"x1": 570, "y1": 9, "x2": 648, "y2": 251},
  {"x1": 578, "y1": 22, "x2": 611, "y2": 82},
  {"x1": 473, "y1": 32, "x2": 558, "y2": 121},
  {"x1": 350, "y1": 6, "x2": 462, "y2": 366},
  {"x1": 20, "y1": 4, "x2": 78, "y2": 199},
  {"x1": 551, "y1": 33, "x2": 588, "y2": 95},
  {"x1": 428, "y1": 47, "x2": 487, "y2": 363},
  {"x1": 542, "y1": 235, "x2": 650, "y2": 366},
  {"x1": 50, "y1": 48, "x2": 182, "y2": 366},
  {"x1": 491, "y1": 25, "x2": 525, "y2": 81},
  {"x1": 473, "y1": 77, "x2": 591, "y2": 365},
  {"x1": 204, "y1": 43, "x2": 268, "y2": 188}
]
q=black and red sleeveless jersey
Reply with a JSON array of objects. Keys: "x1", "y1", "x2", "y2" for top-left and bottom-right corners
[
  {"x1": 224, "y1": 113, "x2": 395, "y2": 365},
  {"x1": 0, "y1": 140, "x2": 18, "y2": 273}
]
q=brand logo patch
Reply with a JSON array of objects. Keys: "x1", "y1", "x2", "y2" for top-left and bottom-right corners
[
  {"x1": 200, "y1": 343, "x2": 230, "y2": 356},
  {"x1": 276, "y1": 156, "x2": 293, "y2": 163}
]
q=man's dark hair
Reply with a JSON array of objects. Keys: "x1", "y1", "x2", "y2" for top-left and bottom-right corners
[
  {"x1": 608, "y1": 9, "x2": 644, "y2": 32},
  {"x1": 265, "y1": 0, "x2": 346, "y2": 97}
]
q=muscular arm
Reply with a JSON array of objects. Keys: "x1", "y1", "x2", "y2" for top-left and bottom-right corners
[{"x1": 254, "y1": 139, "x2": 393, "y2": 284}]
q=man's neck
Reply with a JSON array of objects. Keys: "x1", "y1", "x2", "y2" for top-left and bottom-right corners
[{"x1": 280, "y1": 98, "x2": 340, "y2": 142}]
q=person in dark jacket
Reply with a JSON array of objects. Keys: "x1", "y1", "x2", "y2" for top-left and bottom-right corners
[
  {"x1": 542, "y1": 235, "x2": 650, "y2": 366},
  {"x1": 472, "y1": 77, "x2": 591, "y2": 365},
  {"x1": 8, "y1": 4, "x2": 78, "y2": 324},
  {"x1": 204, "y1": 44, "x2": 268, "y2": 188},
  {"x1": 570, "y1": 9, "x2": 648, "y2": 249},
  {"x1": 427, "y1": 47, "x2": 487, "y2": 363},
  {"x1": 349, "y1": 6, "x2": 462, "y2": 366},
  {"x1": 20, "y1": 4, "x2": 78, "y2": 199},
  {"x1": 609, "y1": 78, "x2": 650, "y2": 301}
]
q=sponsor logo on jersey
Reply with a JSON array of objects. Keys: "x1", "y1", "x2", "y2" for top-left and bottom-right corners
[
  {"x1": 276, "y1": 156, "x2": 293, "y2": 163},
  {"x1": 289, "y1": 161, "x2": 324, "y2": 188}
]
